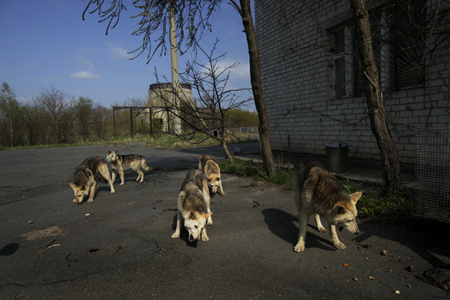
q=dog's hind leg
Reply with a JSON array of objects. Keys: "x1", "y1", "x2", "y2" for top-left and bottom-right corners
[
  {"x1": 99, "y1": 164, "x2": 115, "y2": 193},
  {"x1": 136, "y1": 169, "x2": 144, "y2": 182},
  {"x1": 314, "y1": 214, "x2": 327, "y2": 232},
  {"x1": 293, "y1": 168, "x2": 309, "y2": 252},
  {"x1": 295, "y1": 207, "x2": 310, "y2": 252}
]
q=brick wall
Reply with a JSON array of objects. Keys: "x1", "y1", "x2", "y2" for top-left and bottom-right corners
[{"x1": 255, "y1": 0, "x2": 450, "y2": 164}]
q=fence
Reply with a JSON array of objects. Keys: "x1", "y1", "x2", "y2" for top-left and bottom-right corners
[
  {"x1": 416, "y1": 127, "x2": 450, "y2": 222},
  {"x1": 225, "y1": 127, "x2": 259, "y2": 135}
]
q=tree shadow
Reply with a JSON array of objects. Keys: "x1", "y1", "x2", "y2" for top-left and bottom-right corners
[
  {"x1": 0, "y1": 243, "x2": 20, "y2": 256},
  {"x1": 354, "y1": 219, "x2": 450, "y2": 268}
]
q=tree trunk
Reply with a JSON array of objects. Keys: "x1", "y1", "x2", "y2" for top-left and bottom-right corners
[
  {"x1": 349, "y1": 0, "x2": 402, "y2": 192},
  {"x1": 222, "y1": 140, "x2": 234, "y2": 164},
  {"x1": 239, "y1": 0, "x2": 276, "y2": 176}
]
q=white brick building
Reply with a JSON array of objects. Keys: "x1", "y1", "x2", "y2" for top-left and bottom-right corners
[{"x1": 255, "y1": 0, "x2": 450, "y2": 164}]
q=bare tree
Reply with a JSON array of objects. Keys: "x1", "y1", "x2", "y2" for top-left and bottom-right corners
[
  {"x1": 0, "y1": 82, "x2": 20, "y2": 147},
  {"x1": 153, "y1": 40, "x2": 253, "y2": 163},
  {"x1": 33, "y1": 86, "x2": 72, "y2": 144},
  {"x1": 83, "y1": 0, "x2": 277, "y2": 175}
]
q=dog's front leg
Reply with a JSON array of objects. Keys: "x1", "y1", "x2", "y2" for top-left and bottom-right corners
[
  {"x1": 111, "y1": 170, "x2": 117, "y2": 184},
  {"x1": 329, "y1": 224, "x2": 346, "y2": 250},
  {"x1": 201, "y1": 227, "x2": 209, "y2": 242},
  {"x1": 171, "y1": 211, "x2": 181, "y2": 239},
  {"x1": 219, "y1": 180, "x2": 226, "y2": 196},
  {"x1": 88, "y1": 182, "x2": 97, "y2": 202},
  {"x1": 314, "y1": 214, "x2": 327, "y2": 232}
]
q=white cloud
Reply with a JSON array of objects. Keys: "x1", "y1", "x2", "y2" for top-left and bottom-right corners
[
  {"x1": 70, "y1": 59, "x2": 102, "y2": 81},
  {"x1": 70, "y1": 70, "x2": 102, "y2": 80},
  {"x1": 109, "y1": 46, "x2": 130, "y2": 60}
]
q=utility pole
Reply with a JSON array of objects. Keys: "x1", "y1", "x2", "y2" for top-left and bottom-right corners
[{"x1": 169, "y1": 1, "x2": 182, "y2": 135}]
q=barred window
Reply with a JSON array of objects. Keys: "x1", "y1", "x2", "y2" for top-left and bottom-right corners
[{"x1": 331, "y1": 0, "x2": 426, "y2": 99}]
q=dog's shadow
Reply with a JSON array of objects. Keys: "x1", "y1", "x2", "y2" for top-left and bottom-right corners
[
  {"x1": 262, "y1": 208, "x2": 336, "y2": 252},
  {"x1": 170, "y1": 215, "x2": 199, "y2": 248}
]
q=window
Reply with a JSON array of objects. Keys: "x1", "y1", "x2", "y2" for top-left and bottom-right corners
[{"x1": 331, "y1": 0, "x2": 426, "y2": 99}]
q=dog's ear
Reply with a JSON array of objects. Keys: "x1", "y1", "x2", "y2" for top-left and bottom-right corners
[
  {"x1": 108, "y1": 150, "x2": 111, "y2": 154},
  {"x1": 204, "y1": 212, "x2": 213, "y2": 219},
  {"x1": 189, "y1": 211, "x2": 197, "y2": 220},
  {"x1": 81, "y1": 185, "x2": 87, "y2": 191},
  {"x1": 69, "y1": 182, "x2": 77, "y2": 190},
  {"x1": 336, "y1": 205, "x2": 346, "y2": 215},
  {"x1": 351, "y1": 192, "x2": 362, "y2": 203}
]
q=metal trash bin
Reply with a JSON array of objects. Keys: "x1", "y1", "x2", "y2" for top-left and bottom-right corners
[{"x1": 325, "y1": 142, "x2": 349, "y2": 173}]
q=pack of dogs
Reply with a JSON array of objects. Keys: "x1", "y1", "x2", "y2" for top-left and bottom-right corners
[{"x1": 69, "y1": 150, "x2": 361, "y2": 252}]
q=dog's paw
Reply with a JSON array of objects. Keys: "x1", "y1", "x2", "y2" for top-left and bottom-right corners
[
  {"x1": 334, "y1": 241, "x2": 346, "y2": 250},
  {"x1": 73, "y1": 199, "x2": 76, "y2": 203},
  {"x1": 87, "y1": 198, "x2": 94, "y2": 202},
  {"x1": 120, "y1": 183, "x2": 124, "y2": 186},
  {"x1": 318, "y1": 225, "x2": 327, "y2": 233},
  {"x1": 171, "y1": 232, "x2": 180, "y2": 239},
  {"x1": 201, "y1": 235, "x2": 209, "y2": 242},
  {"x1": 110, "y1": 190, "x2": 115, "y2": 194},
  {"x1": 294, "y1": 243, "x2": 305, "y2": 252},
  {"x1": 207, "y1": 220, "x2": 213, "y2": 226},
  {"x1": 221, "y1": 192, "x2": 226, "y2": 196}
]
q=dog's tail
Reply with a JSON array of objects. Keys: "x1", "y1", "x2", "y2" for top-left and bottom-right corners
[{"x1": 141, "y1": 159, "x2": 152, "y2": 172}]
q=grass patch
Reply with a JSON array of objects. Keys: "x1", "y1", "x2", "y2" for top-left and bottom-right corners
[
  {"x1": 219, "y1": 158, "x2": 293, "y2": 189},
  {"x1": 1, "y1": 132, "x2": 258, "y2": 152}
]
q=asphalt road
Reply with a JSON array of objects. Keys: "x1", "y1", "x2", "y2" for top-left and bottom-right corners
[{"x1": 0, "y1": 143, "x2": 449, "y2": 299}]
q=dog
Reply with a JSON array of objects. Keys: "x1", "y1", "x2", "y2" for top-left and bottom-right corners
[
  {"x1": 106, "y1": 150, "x2": 152, "y2": 185},
  {"x1": 292, "y1": 158, "x2": 362, "y2": 252},
  {"x1": 199, "y1": 154, "x2": 226, "y2": 196},
  {"x1": 69, "y1": 156, "x2": 115, "y2": 205},
  {"x1": 171, "y1": 170, "x2": 213, "y2": 243}
]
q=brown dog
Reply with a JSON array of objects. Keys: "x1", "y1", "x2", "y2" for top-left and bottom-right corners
[
  {"x1": 199, "y1": 154, "x2": 225, "y2": 196},
  {"x1": 292, "y1": 158, "x2": 361, "y2": 252}
]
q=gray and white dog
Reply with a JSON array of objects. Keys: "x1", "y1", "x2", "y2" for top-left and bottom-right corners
[
  {"x1": 106, "y1": 150, "x2": 152, "y2": 185},
  {"x1": 171, "y1": 170, "x2": 213, "y2": 243}
]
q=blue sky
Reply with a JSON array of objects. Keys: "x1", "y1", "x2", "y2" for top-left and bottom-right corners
[{"x1": 0, "y1": 1, "x2": 253, "y2": 109}]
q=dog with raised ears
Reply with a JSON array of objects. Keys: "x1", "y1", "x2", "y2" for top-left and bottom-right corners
[
  {"x1": 171, "y1": 170, "x2": 213, "y2": 243},
  {"x1": 69, "y1": 156, "x2": 115, "y2": 205},
  {"x1": 106, "y1": 150, "x2": 152, "y2": 185},
  {"x1": 292, "y1": 158, "x2": 362, "y2": 252},
  {"x1": 199, "y1": 154, "x2": 226, "y2": 196}
]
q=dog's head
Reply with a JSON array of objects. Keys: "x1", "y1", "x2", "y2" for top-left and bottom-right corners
[
  {"x1": 106, "y1": 150, "x2": 118, "y2": 162},
  {"x1": 183, "y1": 211, "x2": 213, "y2": 242},
  {"x1": 207, "y1": 175, "x2": 221, "y2": 193},
  {"x1": 69, "y1": 183, "x2": 89, "y2": 205},
  {"x1": 333, "y1": 192, "x2": 362, "y2": 234}
]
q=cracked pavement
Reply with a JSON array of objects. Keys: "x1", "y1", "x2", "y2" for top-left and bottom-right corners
[{"x1": 0, "y1": 143, "x2": 449, "y2": 299}]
